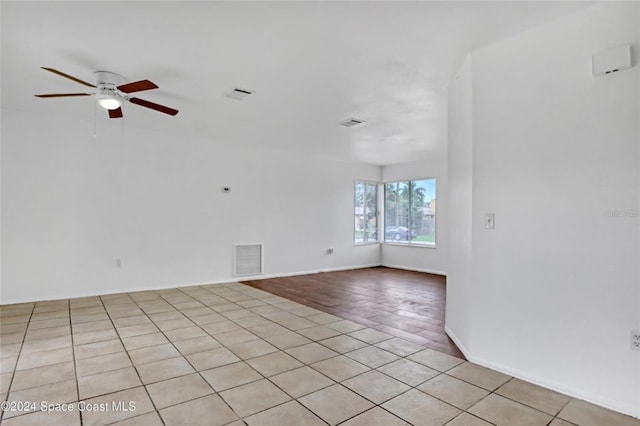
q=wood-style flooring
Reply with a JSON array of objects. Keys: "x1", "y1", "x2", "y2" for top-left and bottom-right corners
[{"x1": 243, "y1": 267, "x2": 463, "y2": 358}]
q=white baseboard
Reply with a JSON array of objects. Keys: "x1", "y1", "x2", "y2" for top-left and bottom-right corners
[
  {"x1": 381, "y1": 263, "x2": 446, "y2": 276},
  {"x1": 240, "y1": 263, "x2": 382, "y2": 282},
  {"x1": 444, "y1": 325, "x2": 471, "y2": 359},
  {"x1": 0, "y1": 263, "x2": 382, "y2": 305},
  {"x1": 1, "y1": 263, "x2": 446, "y2": 305},
  {"x1": 0, "y1": 279, "x2": 232, "y2": 305},
  {"x1": 5, "y1": 266, "x2": 637, "y2": 419},
  {"x1": 444, "y1": 326, "x2": 640, "y2": 419}
]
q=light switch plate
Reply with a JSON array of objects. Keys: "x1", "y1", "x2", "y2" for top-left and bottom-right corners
[{"x1": 485, "y1": 213, "x2": 495, "y2": 229}]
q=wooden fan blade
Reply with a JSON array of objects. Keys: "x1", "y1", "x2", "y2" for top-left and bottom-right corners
[
  {"x1": 41, "y1": 67, "x2": 96, "y2": 88},
  {"x1": 35, "y1": 93, "x2": 92, "y2": 98},
  {"x1": 109, "y1": 107, "x2": 123, "y2": 119},
  {"x1": 129, "y1": 97, "x2": 178, "y2": 116},
  {"x1": 117, "y1": 80, "x2": 158, "y2": 93}
]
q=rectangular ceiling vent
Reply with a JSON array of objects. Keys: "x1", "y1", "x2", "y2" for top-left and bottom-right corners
[
  {"x1": 339, "y1": 118, "x2": 365, "y2": 128},
  {"x1": 234, "y1": 244, "x2": 263, "y2": 276},
  {"x1": 226, "y1": 87, "x2": 254, "y2": 100}
]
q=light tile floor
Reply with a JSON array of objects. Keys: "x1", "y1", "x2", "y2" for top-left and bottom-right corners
[{"x1": 0, "y1": 282, "x2": 638, "y2": 426}]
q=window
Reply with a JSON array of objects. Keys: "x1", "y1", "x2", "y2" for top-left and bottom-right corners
[
  {"x1": 384, "y1": 178, "x2": 436, "y2": 245},
  {"x1": 354, "y1": 181, "x2": 378, "y2": 244}
]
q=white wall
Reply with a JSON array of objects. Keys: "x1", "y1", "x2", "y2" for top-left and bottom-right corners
[
  {"x1": 447, "y1": 2, "x2": 640, "y2": 417},
  {"x1": 1, "y1": 110, "x2": 381, "y2": 304},
  {"x1": 381, "y1": 158, "x2": 447, "y2": 275},
  {"x1": 445, "y1": 55, "x2": 473, "y2": 352}
]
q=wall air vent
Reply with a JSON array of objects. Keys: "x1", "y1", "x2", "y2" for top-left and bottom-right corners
[
  {"x1": 339, "y1": 118, "x2": 366, "y2": 127},
  {"x1": 234, "y1": 244, "x2": 263, "y2": 276},
  {"x1": 226, "y1": 87, "x2": 254, "y2": 100}
]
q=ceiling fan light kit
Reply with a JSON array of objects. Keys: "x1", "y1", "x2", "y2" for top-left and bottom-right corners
[
  {"x1": 96, "y1": 91, "x2": 122, "y2": 110},
  {"x1": 95, "y1": 71, "x2": 124, "y2": 110},
  {"x1": 35, "y1": 67, "x2": 178, "y2": 119}
]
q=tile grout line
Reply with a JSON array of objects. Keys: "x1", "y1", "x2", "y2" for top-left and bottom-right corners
[
  {"x1": 172, "y1": 284, "x2": 332, "y2": 423},
  {"x1": 0, "y1": 300, "x2": 508, "y2": 426},
  {"x1": 0, "y1": 302, "x2": 36, "y2": 423},
  {"x1": 405, "y1": 359, "x2": 571, "y2": 426},
  {"x1": 550, "y1": 395, "x2": 578, "y2": 425},
  {"x1": 232, "y1": 281, "x2": 517, "y2": 425},
  {"x1": 204, "y1": 283, "x2": 402, "y2": 424},
  {"x1": 99, "y1": 293, "x2": 167, "y2": 426},
  {"x1": 159, "y1": 283, "x2": 563, "y2": 426},
  {"x1": 119, "y1": 284, "x2": 323, "y2": 421},
  {"x1": 242, "y1": 270, "x2": 460, "y2": 357},
  {"x1": 0, "y1": 282, "x2": 602, "y2": 426},
  {"x1": 199, "y1": 284, "x2": 332, "y2": 425},
  {"x1": 175, "y1": 285, "x2": 339, "y2": 424},
  {"x1": 172, "y1": 289, "x2": 295, "y2": 424},
  {"x1": 151, "y1": 286, "x2": 255, "y2": 422},
  {"x1": 68, "y1": 298, "x2": 84, "y2": 426}
]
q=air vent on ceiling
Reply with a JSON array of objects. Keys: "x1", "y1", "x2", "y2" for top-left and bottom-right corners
[
  {"x1": 339, "y1": 118, "x2": 365, "y2": 127},
  {"x1": 226, "y1": 87, "x2": 254, "y2": 100},
  {"x1": 234, "y1": 244, "x2": 263, "y2": 276}
]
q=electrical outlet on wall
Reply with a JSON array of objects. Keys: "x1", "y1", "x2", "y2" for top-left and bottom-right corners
[{"x1": 631, "y1": 330, "x2": 640, "y2": 351}]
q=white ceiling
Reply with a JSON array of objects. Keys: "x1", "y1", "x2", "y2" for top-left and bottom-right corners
[{"x1": 1, "y1": 1, "x2": 591, "y2": 165}]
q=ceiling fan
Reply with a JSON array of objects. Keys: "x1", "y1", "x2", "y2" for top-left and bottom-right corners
[{"x1": 35, "y1": 67, "x2": 178, "y2": 119}]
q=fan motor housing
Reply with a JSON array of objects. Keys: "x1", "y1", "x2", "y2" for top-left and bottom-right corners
[{"x1": 93, "y1": 70, "x2": 127, "y2": 86}]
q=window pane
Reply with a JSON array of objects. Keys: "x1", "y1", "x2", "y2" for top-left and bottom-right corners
[
  {"x1": 411, "y1": 179, "x2": 436, "y2": 244},
  {"x1": 355, "y1": 182, "x2": 378, "y2": 244},
  {"x1": 385, "y1": 182, "x2": 410, "y2": 242},
  {"x1": 384, "y1": 178, "x2": 436, "y2": 245},
  {"x1": 354, "y1": 183, "x2": 365, "y2": 243},
  {"x1": 384, "y1": 183, "x2": 397, "y2": 232},
  {"x1": 397, "y1": 181, "x2": 410, "y2": 229},
  {"x1": 363, "y1": 183, "x2": 377, "y2": 242}
]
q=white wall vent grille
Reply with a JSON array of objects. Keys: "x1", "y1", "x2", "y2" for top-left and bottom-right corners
[
  {"x1": 234, "y1": 244, "x2": 263, "y2": 276},
  {"x1": 339, "y1": 118, "x2": 365, "y2": 127},
  {"x1": 226, "y1": 87, "x2": 254, "y2": 100}
]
